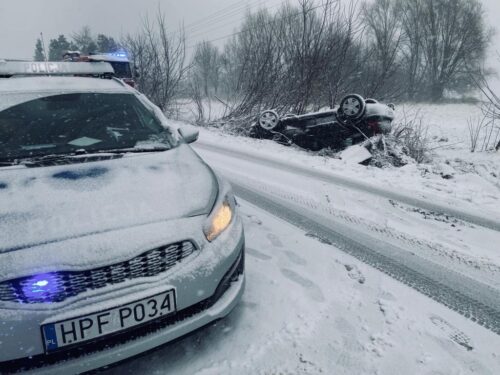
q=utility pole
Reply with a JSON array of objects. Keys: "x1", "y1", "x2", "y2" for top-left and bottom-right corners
[{"x1": 40, "y1": 32, "x2": 49, "y2": 63}]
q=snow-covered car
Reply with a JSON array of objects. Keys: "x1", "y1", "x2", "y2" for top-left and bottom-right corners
[
  {"x1": 250, "y1": 94, "x2": 395, "y2": 151},
  {"x1": 0, "y1": 61, "x2": 245, "y2": 374}
]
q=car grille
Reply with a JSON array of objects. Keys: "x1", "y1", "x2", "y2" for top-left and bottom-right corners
[
  {"x1": 0, "y1": 241, "x2": 197, "y2": 304},
  {"x1": 0, "y1": 245, "x2": 244, "y2": 374}
]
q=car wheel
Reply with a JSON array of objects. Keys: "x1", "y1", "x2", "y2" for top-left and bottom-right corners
[
  {"x1": 258, "y1": 110, "x2": 281, "y2": 131},
  {"x1": 338, "y1": 94, "x2": 366, "y2": 123}
]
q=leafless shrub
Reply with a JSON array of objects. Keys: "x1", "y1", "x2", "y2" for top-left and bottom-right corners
[
  {"x1": 467, "y1": 115, "x2": 485, "y2": 152},
  {"x1": 187, "y1": 79, "x2": 205, "y2": 125},
  {"x1": 209, "y1": 114, "x2": 257, "y2": 136},
  {"x1": 466, "y1": 55, "x2": 499, "y2": 151},
  {"x1": 467, "y1": 111, "x2": 500, "y2": 152},
  {"x1": 370, "y1": 109, "x2": 431, "y2": 166},
  {"x1": 392, "y1": 110, "x2": 431, "y2": 163}
]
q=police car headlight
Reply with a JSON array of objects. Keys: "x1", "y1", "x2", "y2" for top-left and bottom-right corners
[{"x1": 204, "y1": 195, "x2": 235, "y2": 242}]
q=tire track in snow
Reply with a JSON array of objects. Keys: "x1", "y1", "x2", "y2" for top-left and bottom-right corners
[
  {"x1": 195, "y1": 142, "x2": 500, "y2": 231},
  {"x1": 231, "y1": 181, "x2": 500, "y2": 336},
  {"x1": 225, "y1": 169, "x2": 500, "y2": 287}
]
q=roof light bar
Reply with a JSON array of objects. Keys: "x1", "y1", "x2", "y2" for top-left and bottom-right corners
[{"x1": 0, "y1": 61, "x2": 115, "y2": 77}]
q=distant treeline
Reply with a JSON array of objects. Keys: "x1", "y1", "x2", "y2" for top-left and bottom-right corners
[
  {"x1": 34, "y1": 27, "x2": 122, "y2": 62},
  {"x1": 35, "y1": 0, "x2": 491, "y2": 115},
  {"x1": 186, "y1": 0, "x2": 490, "y2": 115}
]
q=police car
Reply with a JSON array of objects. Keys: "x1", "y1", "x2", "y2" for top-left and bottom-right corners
[
  {"x1": 63, "y1": 51, "x2": 137, "y2": 88},
  {"x1": 0, "y1": 61, "x2": 245, "y2": 374}
]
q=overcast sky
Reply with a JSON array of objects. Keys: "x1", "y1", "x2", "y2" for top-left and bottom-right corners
[
  {"x1": 0, "y1": 0, "x2": 283, "y2": 59},
  {"x1": 0, "y1": 0, "x2": 498, "y2": 62}
]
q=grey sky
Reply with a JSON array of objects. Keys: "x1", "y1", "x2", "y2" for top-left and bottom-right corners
[
  {"x1": 0, "y1": 0, "x2": 498, "y2": 61},
  {"x1": 0, "y1": 0, "x2": 283, "y2": 59}
]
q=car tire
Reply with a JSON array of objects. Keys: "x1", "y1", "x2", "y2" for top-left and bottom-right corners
[
  {"x1": 258, "y1": 110, "x2": 281, "y2": 131},
  {"x1": 338, "y1": 94, "x2": 366, "y2": 123}
]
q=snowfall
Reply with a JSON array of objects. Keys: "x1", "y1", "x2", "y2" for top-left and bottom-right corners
[{"x1": 105, "y1": 103, "x2": 500, "y2": 375}]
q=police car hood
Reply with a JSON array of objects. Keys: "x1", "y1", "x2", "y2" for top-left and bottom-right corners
[{"x1": 0, "y1": 144, "x2": 217, "y2": 253}]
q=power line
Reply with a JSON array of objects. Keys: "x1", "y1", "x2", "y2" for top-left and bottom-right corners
[
  {"x1": 187, "y1": 0, "x2": 283, "y2": 41},
  {"x1": 164, "y1": 0, "x2": 268, "y2": 40},
  {"x1": 186, "y1": 0, "x2": 331, "y2": 50},
  {"x1": 183, "y1": 0, "x2": 256, "y2": 32},
  {"x1": 183, "y1": 0, "x2": 268, "y2": 35},
  {"x1": 140, "y1": 0, "x2": 277, "y2": 49}
]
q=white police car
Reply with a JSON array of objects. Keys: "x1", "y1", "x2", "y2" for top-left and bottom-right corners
[{"x1": 0, "y1": 61, "x2": 245, "y2": 374}]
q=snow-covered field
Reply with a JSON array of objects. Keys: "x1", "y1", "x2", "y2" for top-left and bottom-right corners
[{"x1": 106, "y1": 200, "x2": 500, "y2": 375}]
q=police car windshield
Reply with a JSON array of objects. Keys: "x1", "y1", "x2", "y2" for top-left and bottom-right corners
[{"x1": 0, "y1": 93, "x2": 175, "y2": 161}]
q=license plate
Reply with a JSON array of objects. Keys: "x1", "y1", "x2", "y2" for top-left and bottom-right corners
[{"x1": 41, "y1": 289, "x2": 176, "y2": 352}]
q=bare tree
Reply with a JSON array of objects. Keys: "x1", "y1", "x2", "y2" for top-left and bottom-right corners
[
  {"x1": 191, "y1": 41, "x2": 221, "y2": 97},
  {"x1": 72, "y1": 26, "x2": 97, "y2": 54},
  {"x1": 124, "y1": 8, "x2": 187, "y2": 112},
  {"x1": 322, "y1": 0, "x2": 364, "y2": 107},
  {"x1": 417, "y1": 0, "x2": 489, "y2": 101},
  {"x1": 279, "y1": 0, "x2": 338, "y2": 113},
  {"x1": 219, "y1": 0, "x2": 364, "y2": 115},
  {"x1": 399, "y1": 0, "x2": 426, "y2": 100},
  {"x1": 222, "y1": 7, "x2": 286, "y2": 115},
  {"x1": 362, "y1": 0, "x2": 403, "y2": 98}
]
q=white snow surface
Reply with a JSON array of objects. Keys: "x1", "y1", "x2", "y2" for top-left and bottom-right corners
[
  {"x1": 105, "y1": 200, "x2": 500, "y2": 375},
  {"x1": 0, "y1": 146, "x2": 216, "y2": 256}
]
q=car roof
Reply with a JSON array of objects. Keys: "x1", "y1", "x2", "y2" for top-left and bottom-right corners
[{"x1": 0, "y1": 76, "x2": 132, "y2": 95}]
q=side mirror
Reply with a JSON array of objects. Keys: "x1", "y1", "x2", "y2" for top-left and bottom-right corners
[
  {"x1": 134, "y1": 66, "x2": 140, "y2": 78},
  {"x1": 178, "y1": 126, "x2": 199, "y2": 144}
]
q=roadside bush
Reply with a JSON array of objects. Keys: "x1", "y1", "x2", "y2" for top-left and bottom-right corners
[
  {"x1": 369, "y1": 110, "x2": 432, "y2": 167},
  {"x1": 467, "y1": 107, "x2": 500, "y2": 152},
  {"x1": 207, "y1": 114, "x2": 257, "y2": 136}
]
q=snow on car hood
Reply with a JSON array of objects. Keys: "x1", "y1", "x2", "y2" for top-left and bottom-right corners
[{"x1": 0, "y1": 144, "x2": 217, "y2": 254}]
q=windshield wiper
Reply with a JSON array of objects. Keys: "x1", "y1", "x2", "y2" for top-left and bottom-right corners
[
  {"x1": 0, "y1": 155, "x2": 76, "y2": 167},
  {"x1": 97, "y1": 146, "x2": 171, "y2": 154},
  {"x1": 17, "y1": 153, "x2": 124, "y2": 167},
  {"x1": 0, "y1": 146, "x2": 171, "y2": 168}
]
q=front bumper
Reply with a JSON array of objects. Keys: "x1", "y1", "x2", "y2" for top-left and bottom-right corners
[{"x1": 0, "y1": 219, "x2": 245, "y2": 374}]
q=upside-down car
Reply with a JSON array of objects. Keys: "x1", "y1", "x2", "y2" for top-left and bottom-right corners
[{"x1": 250, "y1": 94, "x2": 396, "y2": 151}]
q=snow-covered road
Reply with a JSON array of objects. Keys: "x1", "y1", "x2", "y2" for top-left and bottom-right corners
[
  {"x1": 104, "y1": 200, "x2": 500, "y2": 374},
  {"x1": 102, "y1": 133, "x2": 500, "y2": 374},
  {"x1": 231, "y1": 181, "x2": 500, "y2": 333},
  {"x1": 193, "y1": 141, "x2": 500, "y2": 331},
  {"x1": 195, "y1": 141, "x2": 500, "y2": 231}
]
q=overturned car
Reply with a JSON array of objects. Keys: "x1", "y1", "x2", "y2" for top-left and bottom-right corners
[{"x1": 250, "y1": 94, "x2": 395, "y2": 151}]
